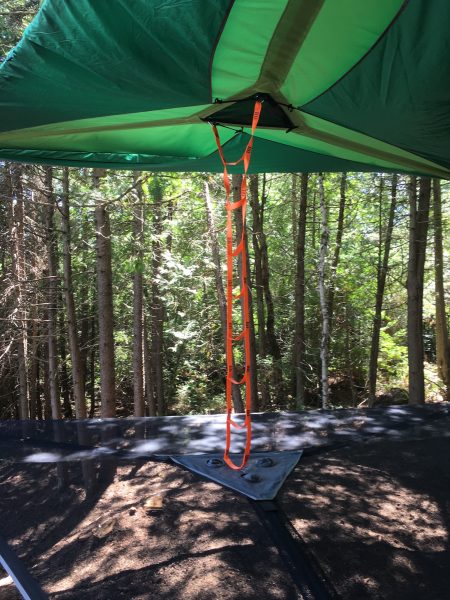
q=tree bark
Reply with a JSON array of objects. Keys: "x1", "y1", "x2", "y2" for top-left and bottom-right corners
[
  {"x1": 232, "y1": 174, "x2": 258, "y2": 411},
  {"x1": 61, "y1": 168, "x2": 86, "y2": 418},
  {"x1": 249, "y1": 175, "x2": 271, "y2": 408},
  {"x1": 328, "y1": 172, "x2": 346, "y2": 333},
  {"x1": 143, "y1": 316, "x2": 156, "y2": 416},
  {"x1": 28, "y1": 317, "x2": 39, "y2": 420},
  {"x1": 9, "y1": 164, "x2": 29, "y2": 418},
  {"x1": 291, "y1": 173, "x2": 298, "y2": 246},
  {"x1": 251, "y1": 174, "x2": 284, "y2": 405},
  {"x1": 43, "y1": 343, "x2": 52, "y2": 419},
  {"x1": 44, "y1": 167, "x2": 61, "y2": 419},
  {"x1": 318, "y1": 174, "x2": 330, "y2": 409},
  {"x1": 84, "y1": 307, "x2": 96, "y2": 418},
  {"x1": 93, "y1": 169, "x2": 116, "y2": 417},
  {"x1": 79, "y1": 208, "x2": 92, "y2": 398},
  {"x1": 132, "y1": 173, "x2": 145, "y2": 417},
  {"x1": 433, "y1": 178, "x2": 450, "y2": 393},
  {"x1": 150, "y1": 177, "x2": 165, "y2": 415},
  {"x1": 204, "y1": 181, "x2": 243, "y2": 412},
  {"x1": 407, "y1": 176, "x2": 431, "y2": 405},
  {"x1": 58, "y1": 315, "x2": 73, "y2": 419},
  {"x1": 293, "y1": 173, "x2": 309, "y2": 409},
  {"x1": 368, "y1": 174, "x2": 397, "y2": 406}
]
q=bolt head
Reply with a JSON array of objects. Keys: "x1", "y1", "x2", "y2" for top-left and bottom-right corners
[
  {"x1": 206, "y1": 457, "x2": 224, "y2": 468},
  {"x1": 256, "y1": 457, "x2": 274, "y2": 468}
]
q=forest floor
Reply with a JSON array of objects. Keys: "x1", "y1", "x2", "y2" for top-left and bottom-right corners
[{"x1": 0, "y1": 408, "x2": 450, "y2": 599}]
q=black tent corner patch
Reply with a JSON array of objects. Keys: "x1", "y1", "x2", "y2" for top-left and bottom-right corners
[{"x1": 203, "y1": 94, "x2": 296, "y2": 130}]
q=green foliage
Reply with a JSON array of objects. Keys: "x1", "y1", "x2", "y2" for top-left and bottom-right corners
[
  {"x1": 1, "y1": 164, "x2": 448, "y2": 415},
  {"x1": 378, "y1": 321, "x2": 408, "y2": 383},
  {"x1": 0, "y1": 0, "x2": 40, "y2": 60}
]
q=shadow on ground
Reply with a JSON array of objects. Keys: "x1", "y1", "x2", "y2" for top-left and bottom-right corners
[
  {"x1": 1, "y1": 407, "x2": 450, "y2": 599},
  {"x1": 280, "y1": 417, "x2": 450, "y2": 600},
  {"x1": 0, "y1": 428, "x2": 300, "y2": 599}
]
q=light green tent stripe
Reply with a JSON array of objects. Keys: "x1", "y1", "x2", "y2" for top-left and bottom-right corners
[
  {"x1": 0, "y1": 123, "x2": 236, "y2": 158},
  {"x1": 251, "y1": 117, "x2": 450, "y2": 178},
  {"x1": 241, "y1": 0, "x2": 324, "y2": 96},
  {"x1": 212, "y1": 0, "x2": 402, "y2": 103},
  {"x1": 282, "y1": 0, "x2": 404, "y2": 106},
  {"x1": 0, "y1": 133, "x2": 399, "y2": 173},
  {"x1": 299, "y1": 112, "x2": 447, "y2": 175},
  {"x1": 211, "y1": 0, "x2": 289, "y2": 99},
  {"x1": 0, "y1": 105, "x2": 211, "y2": 141},
  {"x1": 251, "y1": 128, "x2": 406, "y2": 172},
  {"x1": 0, "y1": 149, "x2": 206, "y2": 169},
  {"x1": 1, "y1": 104, "x2": 448, "y2": 177}
]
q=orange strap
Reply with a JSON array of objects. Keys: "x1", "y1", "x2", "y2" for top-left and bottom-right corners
[{"x1": 212, "y1": 100, "x2": 262, "y2": 470}]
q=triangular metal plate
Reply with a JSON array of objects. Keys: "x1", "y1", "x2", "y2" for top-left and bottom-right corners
[{"x1": 171, "y1": 451, "x2": 302, "y2": 501}]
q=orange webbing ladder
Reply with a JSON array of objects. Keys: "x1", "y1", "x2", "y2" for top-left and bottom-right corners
[{"x1": 212, "y1": 99, "x2": 263, "y2": 470}]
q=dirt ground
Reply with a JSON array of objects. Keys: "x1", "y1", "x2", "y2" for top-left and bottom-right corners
[
  {"x1": 1, "y1": 412, "x2": 450, "y2": 599},
  {"x1": 0, "y1": 455, "x2": 300, "y2": 599},
  {"x1": 281, "y1": 418, "x2": 450, "y2": 599}
]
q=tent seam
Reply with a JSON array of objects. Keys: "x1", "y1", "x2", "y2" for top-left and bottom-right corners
[
  {"x1": 298, "y1": 108, "x2": 450, "y2": 176},
  {"x1": 208, "y1": 0, "x2": 237, "y2": 103},
  {"x1": 300, "y1": 0, "x2": 410, "y2": 109}
]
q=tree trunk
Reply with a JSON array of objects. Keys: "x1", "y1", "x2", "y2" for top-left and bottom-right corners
[
  {"x1": 293, "y1": 173, "x2": 309, "y2": 409},
  {"x1": 433, "y1": 178, "x2": 450, "y2": 393},
  {"x1": 61, "y1": 167, "x2": 86, "y2": 418},
  {"x1": 345, "y1": 303, "x2": 358, "y2": 406},
  {"x1": 58, "y1": 318, "x2": 73, "y2": 419},
  {"x1": 79, "y1": 207, "x2": 92, "y2": 399},
  {"x1": 368, "y1": 174, "x2": 398, "y2": 406},
  {"x1": 232, "y1": 174, "x2": 258, "y2": 411},
  {"x1": 44, "y1": 167, "x2": 61, "y2": 419},
  {"x1": 291, "y1": 173, "x2": 298, "y2": 246},
  {"x1": 311, "y1": 188, "x2": 317, "y2": 250},
  {"x1": 407, "y1": 176, "x2": 431, "y2": 404},
  {"x1": 150, "y1": 177, "x2": 165, "y2": 415},
  {"x1": 43, "y1": 343, "x2": 52, "y2": 419},
  {"x1": 93, "y1": 169, "x2": 116, "y2": 417},
  {"x1": 318, "y1": 174, "x2": 330, "y2": 409},
  {"x1": 87, "y1": 309, "x2": 97, "y2": 418},
  {"x1": 143, "y1": 316, "x2": 156, "y2": 416},
  {"x1": 28, "y1": 316, "x2": 39, "y2": 420},
  {"x1": 35, "y1": 345, "x2": 43, "y2": 420},
  {"x1": 249, "y1": 175, "x2": 271, "y2": 408},
  {"x1": 9, "y1": 164, "x2": 29, "y2": 418},
  {"x1": 132, "y1": 173, "x2": 145, "y2": 417},
  {"x1": 249, "y1": 173, "x2": 283, "y2": 406},
  {"x1": 204, "y1": 181, "x2": 243, "y2": 412},
  {"x1": 328, "y1": 172, "x2": 346, "y2": 332}
]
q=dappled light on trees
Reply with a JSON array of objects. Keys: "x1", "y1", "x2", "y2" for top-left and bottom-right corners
[{"x1": 0, "y1": 168, "x2": 448, "y2": 418}]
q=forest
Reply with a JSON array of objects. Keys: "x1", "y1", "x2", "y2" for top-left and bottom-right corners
[
  {"x1": 0, "y1": 2, "x2": 449, "y2": 421},
  {"x1": 0, "y1": 165, "x2": 448, "y2": 420}
]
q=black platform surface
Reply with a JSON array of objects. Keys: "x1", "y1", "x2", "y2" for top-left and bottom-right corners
[
  {"x1": 1, "y1": 403, "x2": 448, "y2": 464},
  {"x1": 1, "y1": 404, "x2": 450, "y2": 600}
]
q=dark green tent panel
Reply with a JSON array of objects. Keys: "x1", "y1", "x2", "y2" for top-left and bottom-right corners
[
  {"x1": 302, "y1": 0, "x2": 450, "y2": 171},
  {"x1": 0, "y1": 0, "x2": 449, "y2": 177}
]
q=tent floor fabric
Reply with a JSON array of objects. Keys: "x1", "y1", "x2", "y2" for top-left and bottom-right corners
[{"x1": 1, "y1": 404, "x2": 450, "y2": 599}]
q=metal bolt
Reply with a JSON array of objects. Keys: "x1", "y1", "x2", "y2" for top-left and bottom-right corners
[
  {"x1": 240, "y1": 472, "x2": 260, "y2": 483},
  {"x1": 256, "y1": 457, "x2": 274, "y2": 468},
  {"x1": 206, "y1": 457, "x2": 224, "y2": 468}
]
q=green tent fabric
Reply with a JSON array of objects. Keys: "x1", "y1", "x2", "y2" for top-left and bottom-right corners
[{"x1": 0, "y1": 0, "x2": 449, "y2": 177}]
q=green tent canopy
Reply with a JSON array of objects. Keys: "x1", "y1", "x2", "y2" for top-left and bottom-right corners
[{"x1": 0, "y1": 0, "x2": 449, "y2": 177}]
